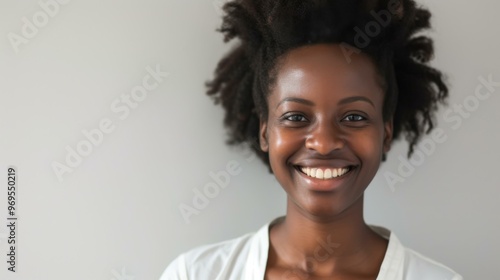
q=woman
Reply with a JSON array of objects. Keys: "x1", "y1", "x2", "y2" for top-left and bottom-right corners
[{"x1": 161, "y1": 0, "x2": 462, "y2": 279}]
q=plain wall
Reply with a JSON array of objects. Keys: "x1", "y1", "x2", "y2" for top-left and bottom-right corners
[{"x1": 0, "y1": 0, "x2": 498, "y2": 279}]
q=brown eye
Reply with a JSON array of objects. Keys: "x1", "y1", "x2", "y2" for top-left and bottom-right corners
[
  {"x1": 285, "y1": 114, "x2": 308, "y2": 122},
  {"x1": 342, "y1": 114, "x2": 366, "y2": 122}
]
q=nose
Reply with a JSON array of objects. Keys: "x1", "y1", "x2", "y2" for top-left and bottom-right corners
[{"x1": 305, "y1": 120, "x2": 345, "y2": 155}]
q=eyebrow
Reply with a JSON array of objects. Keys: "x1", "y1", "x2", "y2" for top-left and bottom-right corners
[
  {"x1": 338, "y1": 96, "x2": 375, "y2": 108},
  {"x1": 275, "y1": 97, "x2": 314, "y2": 109},
  {"x1": 275, "y1": 96, "x2": 375, "y2": 109}
]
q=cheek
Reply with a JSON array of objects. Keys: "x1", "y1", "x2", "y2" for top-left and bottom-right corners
[
  {"x1": 349, "y1": 128, "x2": 385, "y2": 168},
  {"x1": 268, "y1": 128, "x2": 303, "y2": 166}
]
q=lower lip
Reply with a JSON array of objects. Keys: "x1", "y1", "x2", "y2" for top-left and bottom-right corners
[{"x1": 295, "y1": 167, "x2": 354, "y2": 192}]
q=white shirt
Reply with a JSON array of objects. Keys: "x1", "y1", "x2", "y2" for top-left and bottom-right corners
[{"x1": 160, "y1": 217, "x2": 463, "y2": 280}]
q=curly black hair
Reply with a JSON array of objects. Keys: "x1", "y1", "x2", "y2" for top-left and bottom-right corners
[{"x1": 206, "y1": 0, "x2": 448, "y2": 171}]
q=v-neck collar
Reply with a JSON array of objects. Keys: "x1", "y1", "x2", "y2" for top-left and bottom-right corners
[{"x1": 247, "y1": 216, "x2": 404, "y2": 280}]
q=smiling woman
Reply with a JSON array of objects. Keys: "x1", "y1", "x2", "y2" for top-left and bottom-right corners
[
  {"x1": 261, "y1": 45, "x2": 391, "y2": 218},
  {"x1": 160, "y1": 0, "x2": 462, "y2": 279}
]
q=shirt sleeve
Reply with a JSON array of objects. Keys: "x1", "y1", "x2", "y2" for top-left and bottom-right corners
[{"x1": 159, "y1": 253, "x2": 189, "y2": 280}]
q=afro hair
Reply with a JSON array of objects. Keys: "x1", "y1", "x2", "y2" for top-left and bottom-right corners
[{"x1": 206, "y1": 0, "x2": 448, "y2": 170}]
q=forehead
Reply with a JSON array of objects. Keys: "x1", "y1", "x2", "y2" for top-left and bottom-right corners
[{"x1": 270, "y1": 44, "x2": 384, "y2": 106}]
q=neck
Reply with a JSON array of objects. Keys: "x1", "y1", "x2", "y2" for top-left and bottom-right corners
[{"x1": 269, "y1": 195, "x2": 386, "y2": 275}]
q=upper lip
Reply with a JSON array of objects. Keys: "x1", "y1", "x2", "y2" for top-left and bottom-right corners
[{"x1": 292, "y1": 159, "x2": 357, "y2": 169}]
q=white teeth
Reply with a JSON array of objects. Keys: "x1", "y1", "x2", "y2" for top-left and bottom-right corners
[
  {"x1": 310, "y1": 168, "x2": 317, "y2": 177},
  {"x1": 316, "y1": 169, "x2": 324, "y2": 179},
  {"x1": 324, "y1": 169, "x2": 332, "y2": 179},
  {"x1": 298, "y1": 166, "x2": 350, "y2": 180}
]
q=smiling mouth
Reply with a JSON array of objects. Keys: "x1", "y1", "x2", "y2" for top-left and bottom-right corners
[{"x1": 294, "y1": 166, "x2": 354, "y2": 180}]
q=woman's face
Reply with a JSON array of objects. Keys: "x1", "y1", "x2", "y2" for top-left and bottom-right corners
[{"x1": 259, "y1": 44, "x2": 392, "y2": 218}]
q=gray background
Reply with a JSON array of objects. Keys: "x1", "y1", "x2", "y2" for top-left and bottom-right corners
[{"x1": 0, "y1": 0, "x2": 498, "y2": 279}]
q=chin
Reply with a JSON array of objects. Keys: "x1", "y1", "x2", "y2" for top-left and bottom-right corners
[{"x1": 290, "y1": 194, "x2": 357, "y2": 219}]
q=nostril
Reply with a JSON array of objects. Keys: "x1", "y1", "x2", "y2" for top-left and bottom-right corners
[{"x1": 304, "y1": 132, "x2": 345, "y2": 155}]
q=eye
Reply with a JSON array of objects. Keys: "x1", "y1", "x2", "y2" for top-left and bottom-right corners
[
  {"x1": 284, "y1": 114, "x2": 308, "y2": 122},
  {"x1": 342, "y1": 114, "x2": 366, "y2": 122}
]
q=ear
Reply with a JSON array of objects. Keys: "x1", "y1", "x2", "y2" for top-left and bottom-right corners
[
  {"x1": 259, "y1": 118, "x2": 269, "y2": 152},
  {"x1": 383, "y1": 119, "x2": 393, "y2": 154}
]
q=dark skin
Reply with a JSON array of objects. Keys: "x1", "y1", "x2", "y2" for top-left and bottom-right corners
[{"x1": 259, "y1": 44, "x2": 393, "y2": 279}]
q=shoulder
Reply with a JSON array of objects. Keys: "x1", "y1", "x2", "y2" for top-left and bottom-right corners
[
  {"x1": 402, "y1": 247, "x2": 463, "y2": 280},
  {"x1": 370, "y1": 225, "x2": 463, "y2": 280},
  {"x1": 159, "y1": 233, "x2": 254, "y2": 280},
  {"x1": 159, "y1": 226, "x2": 267, "y2": 280},
  {"x1": 183, "y1": 231, "x2": 256, "y2": 268}
]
